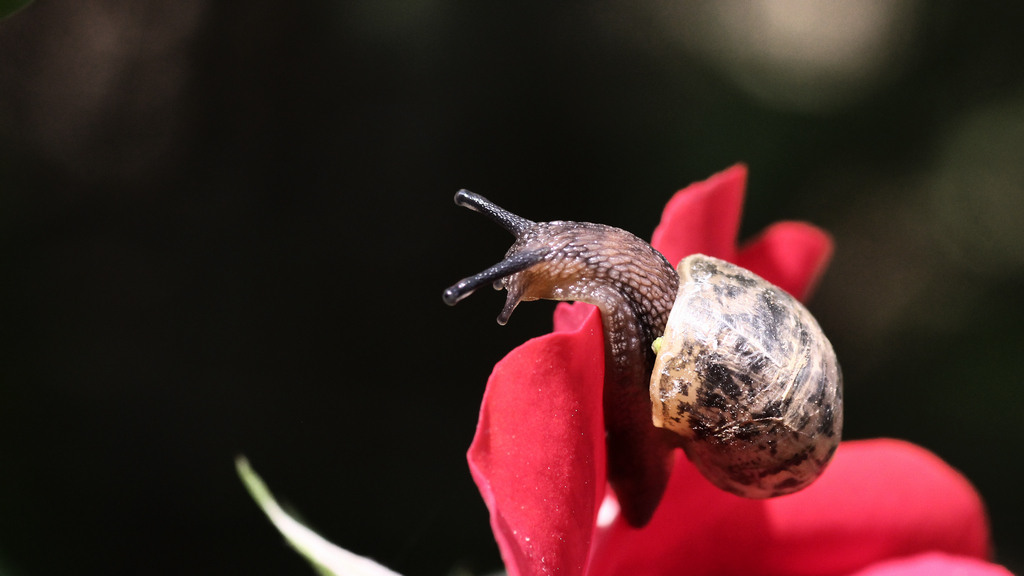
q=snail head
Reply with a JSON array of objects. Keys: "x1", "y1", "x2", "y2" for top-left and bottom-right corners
[{"x1": 444, "y1": 190, "x2": 626, "y2": 325}]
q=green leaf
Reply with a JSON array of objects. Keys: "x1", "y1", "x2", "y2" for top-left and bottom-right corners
[
  {"x1": 236, "y1": 456, "x2": 403, "y2": 576},
  {"x1": 0, "y1": 0, "x2": 31, "y2": 20}
]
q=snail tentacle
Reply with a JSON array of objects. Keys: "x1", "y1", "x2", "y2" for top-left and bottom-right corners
[
  {"x1": 454, "y1": 190, "x2": 535, "y2": 237},
  {"x1": 442, "y1": 248, "x2": 549, "y2": 309}
]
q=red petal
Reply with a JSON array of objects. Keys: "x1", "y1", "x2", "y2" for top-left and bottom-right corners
[
  {"x1": 651, "y1": 164, "x2": 748, "y2": 267},
  {"x1": 761, "y1": 439, "x2": 991, "y2": 575},
  {"x1": 848, "y1": 553, "x2": 1012, "y2": 576},
  {"x1": 736, "y1": 221, "x2": 833, "y2": 302},
  {"x1": 588, "y1": 439, "x2": 990, "y2": 576},
  {"x1": 467, "y1": 306, "x2": 608, "y2": 576},
  {"x1": 553, "y1": 301, "x2": 599, "y2": 334},
  {"x1": 588, "y1": 447, "x2": 769, "y2": 576}
]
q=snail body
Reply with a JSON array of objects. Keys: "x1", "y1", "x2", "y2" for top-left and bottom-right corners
[{"x1": 445, "y1": 190, "x2": 842, "y2": 527}]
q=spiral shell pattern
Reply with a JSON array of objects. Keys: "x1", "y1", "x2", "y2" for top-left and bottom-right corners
[{"x1": 650, "y1": 254, "x2": 843, "y2": 498}]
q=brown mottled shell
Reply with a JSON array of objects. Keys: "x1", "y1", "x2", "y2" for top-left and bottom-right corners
[{"x1": 650, "y1": 254, "x2": 843, "y2": 498}]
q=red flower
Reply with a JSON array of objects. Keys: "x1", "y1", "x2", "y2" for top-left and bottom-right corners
[{"x1": 466, "y1": 165, "x2": 1009, "y2": 576}]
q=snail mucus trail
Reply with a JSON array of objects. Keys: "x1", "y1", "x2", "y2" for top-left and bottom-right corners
[{"x1": 444, "y1": 190, "x2": 843, "y2": 528}]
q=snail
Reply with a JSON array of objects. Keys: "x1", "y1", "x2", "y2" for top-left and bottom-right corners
[{"x1": 444, "y1": 190, "x2": 843, "y2": 528}]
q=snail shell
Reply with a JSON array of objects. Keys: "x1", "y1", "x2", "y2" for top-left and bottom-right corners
[{"x1": 650, "y1": 254, "x2": 843, "y2": 498}]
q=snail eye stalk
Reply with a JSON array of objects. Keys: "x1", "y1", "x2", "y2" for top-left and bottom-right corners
[
  {"x1": 443, "y1": 191, "x2": 550, "y2": 323},
  {"x1": 453, "y1": 190, "x2": 535, "y2": 237},
  {"x1": 442, "y1": 248, "x2": 548, "y2": 307}
]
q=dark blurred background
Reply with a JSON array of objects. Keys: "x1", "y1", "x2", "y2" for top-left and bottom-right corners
[{"x1": 0, "y1": 1, "x2": 1021, "y2": 574}]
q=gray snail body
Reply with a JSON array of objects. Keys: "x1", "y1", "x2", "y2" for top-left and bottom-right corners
[{"x1": 445, "y1": 190, "x2": 842, "y2": 527}]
